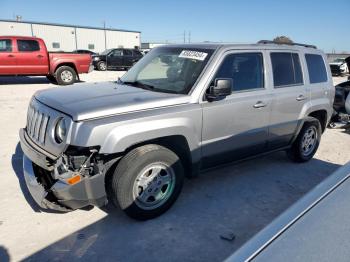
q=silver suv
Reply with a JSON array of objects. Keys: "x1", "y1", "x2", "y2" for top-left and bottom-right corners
[{"x1": 20, "y1": 41, "x2": 334, "y2": 220}]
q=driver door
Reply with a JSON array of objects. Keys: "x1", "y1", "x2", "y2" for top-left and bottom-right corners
[
  {"x1": 107, "y1": 49, "x2": 123, "y2": 68},
  {"x1": 201, "y1": 51, "x2": 272, "y2": 168}
]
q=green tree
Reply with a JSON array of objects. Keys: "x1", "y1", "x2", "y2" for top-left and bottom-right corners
[{"x1": 273, "y1": 36, "x2": 293, "y2": 44}]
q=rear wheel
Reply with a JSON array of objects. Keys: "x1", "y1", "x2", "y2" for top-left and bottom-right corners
[
  {"x1": 111, "y1": 144, "x2": 184, "y2": 220},
  {"x1": 55, "y1": 66, "x2": 77, "y2": 85},
  {"x1": 287, "y1": 118, "x2": 321, "y2": 162}
]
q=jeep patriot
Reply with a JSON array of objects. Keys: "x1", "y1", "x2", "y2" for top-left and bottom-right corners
[{"x1": 19, "y1": 41, "x2": 334, "y2": 220}]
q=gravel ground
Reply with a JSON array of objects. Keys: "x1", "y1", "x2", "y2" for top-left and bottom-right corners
[{"x1": 0, "y1": 73, "x2": 349, "y2": 262}]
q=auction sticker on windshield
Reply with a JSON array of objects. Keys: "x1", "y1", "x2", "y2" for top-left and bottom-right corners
[{"x1": 179, "y1": 50, "x2": 208, "y2": 61}]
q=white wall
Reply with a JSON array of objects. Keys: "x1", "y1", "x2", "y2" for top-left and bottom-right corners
[
  {"x1": 32, "y1": 24, "x2": 76, "y2": 51},
  {"x1": 0, "y1": 21, "x2": 141, "y2": 52},
  {"x1": 75, "y1": 27, "x2": 106, "y2": 53},
  {"x1": 0, "y1": 21, "x2": 32, "y2": 36},
  {"x1": 106, "y1": 31, "x2": 140, "y2": 49}
]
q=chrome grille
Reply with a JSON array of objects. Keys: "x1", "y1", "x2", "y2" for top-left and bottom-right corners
[{"x1": 26, "y1": 104, "x2": 50, "y2": 145}]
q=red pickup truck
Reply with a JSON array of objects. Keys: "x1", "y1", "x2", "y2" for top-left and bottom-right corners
[{"x1": 0, "y1": 36, "x2": 93, "y2": 85}]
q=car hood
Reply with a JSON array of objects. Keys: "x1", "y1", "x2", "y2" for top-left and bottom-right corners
[{"x1": 34, "y1": 81, "x2": 191, "y2": 121}]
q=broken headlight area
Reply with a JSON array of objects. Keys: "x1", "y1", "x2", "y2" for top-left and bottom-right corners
[{"x1": 53, "y1": 146, "x2": 102, "y2": 185}]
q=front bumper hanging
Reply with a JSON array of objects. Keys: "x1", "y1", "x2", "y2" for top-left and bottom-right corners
[{"x1": 19, "y1": 128, "x2": 107, "y2": 212}]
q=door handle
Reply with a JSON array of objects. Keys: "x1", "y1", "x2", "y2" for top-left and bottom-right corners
[
  {"x1": 8, "y1": 54, "x2": 15, "y2": 58},
  {"x1": 37, "y1": 55, "x2": 44, "y2": 58},
  {"x1": 253, "y1": 101, "x2": 267, "y2": 108},
  {"x1": 296, "y1": 95, "x2": 307, "y2": 101}
]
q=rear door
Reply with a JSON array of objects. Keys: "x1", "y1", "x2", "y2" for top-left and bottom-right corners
[
  {"x1": 267, "y1": 51, "x2": 309, "y2": 149},
  {"x1": 123, "y1": 49, "x2": 134, "y2": 67},
  {"x1": 0, "y1": 38, "x2": 16, "y2": 74},
  {"x1": 16, "y1": 39, "x2": 49, "y2": 74}
]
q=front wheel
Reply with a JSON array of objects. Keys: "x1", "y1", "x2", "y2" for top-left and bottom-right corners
[
  {"x1": 97, "y1": 61, "x2": 107, "y2": 71},
  {"x1": 111, "y1": 144, "x2": 184, "y2": 220},
  {"x1": 287, "y1": 118, "x2": 321, "y2": 162},
  {"x1": 55, "y1": 66, "x2": 77, "y2": 85}
]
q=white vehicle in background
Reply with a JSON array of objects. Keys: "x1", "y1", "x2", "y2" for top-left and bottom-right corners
[{"x1": 329, "y1": 58, "x2": 349, "y2": 76}]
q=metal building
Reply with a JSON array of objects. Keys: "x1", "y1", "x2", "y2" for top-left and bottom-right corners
[{"x1": 0, "y1": 19, "x2": 141, "y2": 53}]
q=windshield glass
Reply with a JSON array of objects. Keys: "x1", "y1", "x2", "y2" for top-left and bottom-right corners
[
  {"x1": 101, "y1": 49, "x2": 112, "y2": 55},
  {"x1": 121, "y1": 47, "x2": 214, "y2": 94},
  {"x1": 333, "y1": 58, "x2": 344, "y2": 63}
]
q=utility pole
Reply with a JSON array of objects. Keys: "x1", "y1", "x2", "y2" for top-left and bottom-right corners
[
  {"x1": 188, "y1": 31, "x2": 191, "y2": 43},
  {"x1": 183, "y1": 30, "x2": 186, "y2": 43},
  {"x1": 103, "y1": 21, "x2": 107, "y2": 50}
]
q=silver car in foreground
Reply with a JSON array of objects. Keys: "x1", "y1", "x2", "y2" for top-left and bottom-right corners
[
  {"x1": 20, "y1": 41, "x2": 334, "y2": 220},
  {"x1": 227, "y1": 161, "x2": 350, "y2": 262}
]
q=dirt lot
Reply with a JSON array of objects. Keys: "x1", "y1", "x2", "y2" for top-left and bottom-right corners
[{"x1": 0, "y1": 72, "x2": 349, "y2": 262}]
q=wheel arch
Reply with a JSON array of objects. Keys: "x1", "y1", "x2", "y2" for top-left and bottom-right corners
[
  {"x1": 53, "y1": 62, "x2": 78, "y2": 75},
  {"x1": 308, "y1": 109, "x2": 328, "y2": 132}
]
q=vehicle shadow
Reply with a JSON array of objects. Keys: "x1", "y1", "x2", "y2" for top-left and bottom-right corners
[
  {"x1": 0, "y1": 246, "x2": 10, "y2": 262},
  {"x1": 11, "y1": 143, "x2": 41, "y2": 212},
  {"x1": 0, "y1": 76, "x2": 85, "y2": 85},
  {"x1": 0, "y1": 76, "x2": 50, "y2": 85},
  {"x1": 21, "y1": 152, "x2": 341, "y2": 262}
]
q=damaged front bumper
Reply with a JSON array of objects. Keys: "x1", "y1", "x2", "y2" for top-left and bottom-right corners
[{"x1": 20, "y1": 128, "x2": 107, "y2": 212}]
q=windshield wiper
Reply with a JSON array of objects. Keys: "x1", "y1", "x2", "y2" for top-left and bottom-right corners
[{"x1": 123, "y1": 81, "x2": 155, "y2": 91}]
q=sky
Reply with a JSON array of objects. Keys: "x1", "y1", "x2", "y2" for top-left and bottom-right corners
[{"x1": 1, "y1": 0, "x2": 349, "y2": 53}]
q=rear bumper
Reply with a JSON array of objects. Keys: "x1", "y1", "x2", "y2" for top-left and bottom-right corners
[{"x1": 20, "y1": 128, "x2": 107, "y2": 212}]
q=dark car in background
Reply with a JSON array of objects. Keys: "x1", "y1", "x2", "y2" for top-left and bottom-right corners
[
  {"x1": 92, "y1": 48, "x2": 143, "y2": 71},
  {"x1": 74, "y1": 49, "x2": 97, "y2": 55}
]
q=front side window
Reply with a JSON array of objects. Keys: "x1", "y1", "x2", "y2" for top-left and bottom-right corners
[
  {"x1": 0, "y1": 39, "x2": 12, "y2": 52},
  {"x1": 110, "y1": 50, "x2": 122, "y2": 56},
  {"x1": 17, "y1": 40, "x2": 40, "y2": 52},
  {"x1": 214, "y1": 53, "x2": 264, "y2": 92},
  {"x1": 305, "y1": 54, "x2": 327, "y2": 84},
  {"x1": 121, "y1": 47, "x2": 214, "y2": 94},
  {"x1": 271, "y1": 52, "x2": 303, "y2": 87},
  {"x1": 124, "y1": 50, "x2": 132, "y2": 56}
]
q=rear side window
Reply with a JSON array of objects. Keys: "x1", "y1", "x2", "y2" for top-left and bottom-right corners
[
  {"x1": 17, "y1": 40, "x2": 40, "y2": 52},
  {"x1": 271, "y1": 52, "x2": 303, "y2": 87},
  {"x1": 305, "y1": 54, "x2": 327, "y2": 83},
  {"x1": 0, "y1": 39, "x2": 12, "y2": 52},
  {"x1": 214, "y1": 53, "x2": 264, "y2": 92}
]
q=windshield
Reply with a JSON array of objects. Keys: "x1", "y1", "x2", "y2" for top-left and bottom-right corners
[
  {"x1": 333, "y1": 58, "x2": 344, "y2": 63},
  {"x1": 121, "y1": 47, "x2": 214, "y2": 94},
  {"x1": 101, "y1": 49, "x2": 112, "y2": 55}
]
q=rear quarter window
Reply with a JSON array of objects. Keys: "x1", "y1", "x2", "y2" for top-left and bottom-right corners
[{"x1": 305, "y1": 54, "x2": 328, "y2": 83}]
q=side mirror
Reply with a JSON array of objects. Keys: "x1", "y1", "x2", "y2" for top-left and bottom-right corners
[{"x1": 207, "y1": 78, "x2": 232, "y2": 101}]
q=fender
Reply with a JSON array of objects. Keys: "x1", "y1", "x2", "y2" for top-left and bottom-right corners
[{"x1": 99, "y1": 117, "x2": 201, "y2": 163}]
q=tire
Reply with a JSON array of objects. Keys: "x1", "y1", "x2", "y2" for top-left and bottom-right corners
[
  {"x1": 97, "y1": 61, "x2": 107, "y2": 71},
  {"x1": 111, "y1": 144, "x2": 184, "y2": 220},
  {"x1": 55, "y1": 66, "x2": 77, "y2": 85},
  {"x1": 46, "y1": 75, "x2": 57, "y2": 84},
  {"x1": 287, "y1": 118, "x2": 322, "y2": 162}
]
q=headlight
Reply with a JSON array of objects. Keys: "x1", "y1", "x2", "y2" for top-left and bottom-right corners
[
  {"x1": 93, "y1": 57, "x2": 100, "y2": 61},
  {"x1": 55, "y1": 118, "x2": 67, "y2": 143}
]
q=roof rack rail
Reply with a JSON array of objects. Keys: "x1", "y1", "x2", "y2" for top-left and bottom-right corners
[{"x1": 258, "y1": 40, "x2": 317, "y2": 49}]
